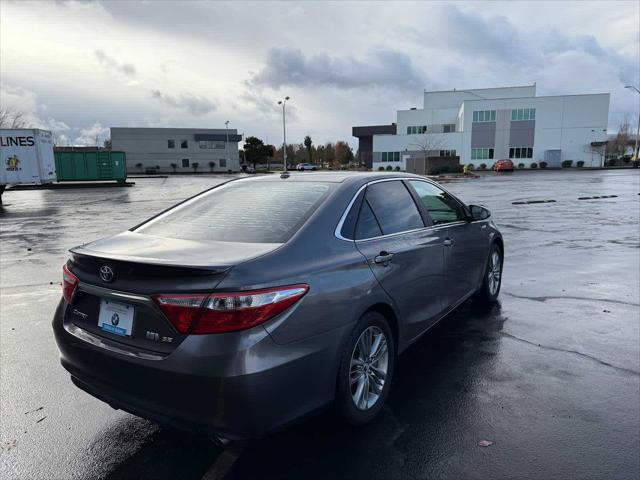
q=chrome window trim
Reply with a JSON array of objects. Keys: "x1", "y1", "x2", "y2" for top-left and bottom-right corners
[{"x1": 334, "y1": 177, "x2": 470, "y2": 242}]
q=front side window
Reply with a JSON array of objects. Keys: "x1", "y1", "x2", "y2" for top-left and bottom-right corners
[
  {"x1": 136, "y1": 181, "x2": 332, "y2": 244},
  {"x1": 363, "y1": 181, "x2": 424, "y2": 236},
  {"x1": 408, "y1": 180, "x2": 466, "y2": 225}
]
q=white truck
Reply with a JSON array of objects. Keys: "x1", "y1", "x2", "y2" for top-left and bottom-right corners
[{"x1": 0, "y1": 129, "x2": 56, "y2": 204}]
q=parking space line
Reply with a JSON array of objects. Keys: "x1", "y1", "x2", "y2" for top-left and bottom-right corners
[{"x1": 201, "y1": 441, "x2": 247, "y2": 480}]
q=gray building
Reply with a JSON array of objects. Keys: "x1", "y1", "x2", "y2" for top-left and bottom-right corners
[{"x1": 111, "y1": 127, "x2": 242, "y2": 173}]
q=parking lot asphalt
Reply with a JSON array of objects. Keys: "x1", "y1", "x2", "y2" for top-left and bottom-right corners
[{"x1": 1, "y1": 170, "x2": 638, "y2": 480}]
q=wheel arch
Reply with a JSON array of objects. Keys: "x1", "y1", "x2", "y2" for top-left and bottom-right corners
[{"x1": 363, "y1": 302, "x2": 399, "y2": 355}]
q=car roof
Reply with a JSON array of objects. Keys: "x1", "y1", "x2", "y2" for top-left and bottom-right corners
[{"x1": 236, "y1": 171, "x2": 426, "y2": 185}]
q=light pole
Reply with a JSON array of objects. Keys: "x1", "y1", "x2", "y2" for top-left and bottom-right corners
[
  {"x1": 224, "y1": 120, "x2": 230, "y2": 169},
  {"x1": 278, "y1": 96, "x2": 290, "y2": 171},
  {"x1": 625, "y1": 85, "x2": 640, "y2": 163}
]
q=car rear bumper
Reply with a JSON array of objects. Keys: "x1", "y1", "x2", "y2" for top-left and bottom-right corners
[{"x1": 53, "y1": 299, "x2": 347, "y2": 439}]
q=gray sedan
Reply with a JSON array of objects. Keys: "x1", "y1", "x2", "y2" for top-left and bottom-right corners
[{"x1": 53, "y1": 172, "x2": 503, "y2": 440}]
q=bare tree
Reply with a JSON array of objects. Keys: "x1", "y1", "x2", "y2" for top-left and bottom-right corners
[
  {"x1": 409, "y1": 135, "x2": 447, "y2": 174},
  {"x1": 608, "y1": 118, "x2": 630, "y2": 158},
  {"x1": 0, "y1": 108, "x2": 27, "y2": 128}
]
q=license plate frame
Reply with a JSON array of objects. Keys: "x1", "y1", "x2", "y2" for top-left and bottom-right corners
[{"x1": 98, "y1": 299, "x2": 135, "y2": 337}]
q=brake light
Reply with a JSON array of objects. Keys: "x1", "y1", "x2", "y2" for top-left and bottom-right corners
[
  {"x1": 153, "y1": 284, "x2": 309, "y2": 334},
  {"x1": 62, "y1": 264, "x2": 79, "y2": 303}
]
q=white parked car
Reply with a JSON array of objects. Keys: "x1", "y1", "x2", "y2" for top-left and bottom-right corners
[{"x1": 296, "y1": 163, "x2": 318, "y2": 171}]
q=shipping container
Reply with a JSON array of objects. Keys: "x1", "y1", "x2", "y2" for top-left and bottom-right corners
[{"x1": 54, "y1": 151, "x2": 127, "y2": 182}]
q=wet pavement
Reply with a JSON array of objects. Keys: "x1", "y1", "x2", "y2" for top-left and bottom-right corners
[{"x1": 1, "y1": 170, "x2": 639, "y2": 479}]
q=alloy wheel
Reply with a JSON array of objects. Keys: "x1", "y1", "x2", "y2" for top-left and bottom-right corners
[
  {"x1": 488, "y1": 250, "x2": 501, "y2": 295},
  {"x1": 349, "y1": 326, "x2": 389, "y2": 411}
]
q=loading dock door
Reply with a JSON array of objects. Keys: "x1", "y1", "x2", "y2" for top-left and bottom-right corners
[{"x1": 544, "y1": 150, "x2": 561, "y2": 168}]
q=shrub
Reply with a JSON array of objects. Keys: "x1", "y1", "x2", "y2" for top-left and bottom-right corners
[
  {"x1": 466, "y1": 163, "x2": 474, "y2": 171},
  {"x1": 540, "y1": 161, "x2": 548, "y2": 169},
  {"x1": 378, "y1": 166, "x2": 385, "y2": 171},
  {"x1": 386, "y1": 165, "x2": 393, "y2": 171},
  {"x1": 577, "y1": 160, "x2": 585, "y2": 168},
  {"x1": 530, "y1": 162, "x2": 538, "y2": 169},
  {"x1": 479, "y1": 163, "x2": 487, "y2": 170},
  {"x1": 606, "y1": 158, "x2": 617, "y2": 167},
  {"x1": 561, "y1": 160, "x2": 573, "y2": 168},
  {"x1": 622, "y1": 156, "x2": 631, "y2": 164},
  {"x1": 394, "y1": 166, "x2": 401, "y2": 171},
  {"x1": 518, "y1": 163, "x2": 525, "y2": 169}
]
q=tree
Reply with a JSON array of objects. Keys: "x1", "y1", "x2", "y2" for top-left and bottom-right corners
[
  {"x1": 335, "y1": 141, "x2": 354, "y2": 167},
  {"x1": 208, "y1": 161, "x2": 216, "y2": 172},
  {"x1": 192, "y1": 162, "x2": 199, "y2": 173},
  {"x1": 170, "y1": 163, "x2": 178, "y2": 173},
  {"x1": 409, "y1": 135, "x2": 446, "y2": 175},
  {"x1": 304, "y1": 136, "x2": 313, "y2": 164},
  {"x1": 243, "y1": 136, "x2": 275, "y2": 169},
  {"x1": 0, "y1": 108, "x2": 27, "y2": 128},
  {"x1": 609, "y1": 118, "x2": 630, "y2": 158}
]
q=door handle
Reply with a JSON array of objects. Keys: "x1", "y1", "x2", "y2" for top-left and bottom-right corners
[
  {"x1": 443, "y1": 238, "x2": 454, "y2": 247},
  {"x1": 374, "y1": 251, "x2": 394, "y2": 265}
]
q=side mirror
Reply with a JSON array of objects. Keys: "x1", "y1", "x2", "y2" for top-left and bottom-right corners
[{"x1": 469, "y1": 204, "x2": 491, "y2": 221}]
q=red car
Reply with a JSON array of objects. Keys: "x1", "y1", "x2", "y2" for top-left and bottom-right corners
[{"x1": 493, "y1": 159, "x2": 514, "y2": 172}]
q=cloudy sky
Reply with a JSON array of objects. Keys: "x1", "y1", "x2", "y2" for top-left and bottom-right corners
[{"x1": 1, "y1": 0, "x2": 638, "y2": 147}]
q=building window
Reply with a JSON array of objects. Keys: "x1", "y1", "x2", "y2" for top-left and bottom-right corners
[
  {"x1": 508, "y1": 147, "x2": 533, "y2": 158},
  {"x1": 439, "y1": 150, "x2": 456, "y2": 157},
  {"x1": 168, "y1": 140, "x2": 175, "y2": 149},
  {"x1": 443, "y1": 124, "x2": 456, "y2": 133},
  {"x1": 181, "y1": 158, "x2": 189, "y2": 168},
  {"x1": 380, "y1": 152, "x2": 400, "y2": 162},
  {"x1": 511, "y1": 108, "x2": 536, "y2": 121},
  {"x1": 180, "y1": 140, "x2": 188, "y2": 149},
  {"x1": 472, "y1": 110, "x2": 496, "y2": 123},
  {"x1": 471, "y1": 148, "x2": 494, "y2": 160},
  {"x1": 407, "y1": 126, "x2": 427, "y2": 134},
  {"x1": 219, "y1": 159, "x2": 227, "y2": 167}
]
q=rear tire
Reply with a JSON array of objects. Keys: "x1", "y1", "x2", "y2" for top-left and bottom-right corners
[
  {"x1": 475, "y1": 243, "x2": 503, "y2": 304},
  {"x1": 336, "y1": 311, "x2": 395, "y2": 425}
]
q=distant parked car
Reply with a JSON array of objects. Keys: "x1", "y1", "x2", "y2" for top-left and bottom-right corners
[
  {"x1": 241, "y1": 164, "x2": 256, "y2": 174},
  {"x1": 493, "y1": 159, "x2": 514, "y2": 172},
  {"x1": 296, "y1": 163, "x2": 317, "y2": 171}
]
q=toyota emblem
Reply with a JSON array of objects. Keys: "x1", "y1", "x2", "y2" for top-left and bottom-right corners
[{"x1": 99, "y1": 265, "x2": 114, "y2": 283}]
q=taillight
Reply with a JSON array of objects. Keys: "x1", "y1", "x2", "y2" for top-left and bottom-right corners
[
  {"x1": 62, "y1": 264, "x2": 79, "y2": 303},
  {"x1": 153, "y1": 284, "x2": 309, "y2": 334}
]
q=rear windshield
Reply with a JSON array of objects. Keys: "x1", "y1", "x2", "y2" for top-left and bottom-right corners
[{"x1": 136, "y1": 180, "x2": 332, "y2": 243}]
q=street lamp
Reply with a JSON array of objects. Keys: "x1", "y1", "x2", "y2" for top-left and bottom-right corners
[
  {"x1": 224, "y1": 120, "x2": 230, "y2": 168},
  {"x1": 277, "y1": 96, "x2": 290, "y2": 171},
  {"x1": 625, "y1": 85, "x2": 640, "y2": 162}
]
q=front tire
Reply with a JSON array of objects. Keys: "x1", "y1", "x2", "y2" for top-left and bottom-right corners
[
  {"x1": 336, "y1": 311, "x2": 395, "y2": 425},
  {"x1": 476, "y1": 243, "x2": 503, "y2": 304}
]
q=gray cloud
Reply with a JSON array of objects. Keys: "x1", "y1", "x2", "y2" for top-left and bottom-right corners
[
  {"x1": 150, "y1": 90, "x2": 216, "y2": 115},
  {"x1": 94, "y1": 49, "x2": 136, "y2": 76},
  {"x1": 250, "y1": 47, "x2": 425, "y2": 91}
]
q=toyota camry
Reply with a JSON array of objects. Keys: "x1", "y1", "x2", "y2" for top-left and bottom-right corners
[{"x1": 53, "y1": 172, "x2": 503, "y2": 440}]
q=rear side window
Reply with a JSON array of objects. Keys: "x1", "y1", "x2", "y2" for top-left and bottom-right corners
[
  {"x1": 408, "y1": 180, "x2": 466, "y2": 225},
  {"x1": 136, "y1": 181, "x2": 331, "y2": 243},
  {"x1": 355, "y1": 201, "x2": 383, "y2": 239},
  {"x1": 361, "y1": 181, "x2": 424, "y2": 236}
]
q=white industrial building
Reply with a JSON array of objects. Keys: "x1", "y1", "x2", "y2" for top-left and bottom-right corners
[
  {"x1": 111, "y1": 127, "x2": 242, "y2": 173},
  {"x1": 368, "y1": 84, "x2": 610, "y2": 170}
]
